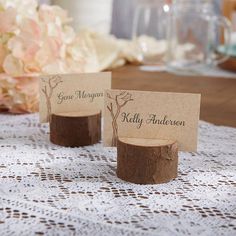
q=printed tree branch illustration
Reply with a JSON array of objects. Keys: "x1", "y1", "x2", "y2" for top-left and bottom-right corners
[
  {"x1": 41, "y1": 75, "x2": 63, "y2": 122},
  {"x1": 107, "y1": 91, "x2": 133, "y2": 146}
]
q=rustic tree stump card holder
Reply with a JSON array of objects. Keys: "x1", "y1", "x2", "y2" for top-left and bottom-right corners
[
  {"x1": 50, "y1": 111, "x2": 101, "y2": 147},
  {"x1": 117, "y1": 137, "x2": 178, "y2": 184},
  {"x1": 104, "y1": 89, "x2": 201, "y2": 185},
  {"x1": 39, "y1": 73, "x2": 111, "y2": 147}
]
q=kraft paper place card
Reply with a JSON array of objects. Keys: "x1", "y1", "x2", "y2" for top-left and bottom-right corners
[
  {"x1": 104, "y1": 89, "x2": 201, "y2": 152},
  {"x1": 39, "y1": 72, "x2": 111, "y2": 123}
]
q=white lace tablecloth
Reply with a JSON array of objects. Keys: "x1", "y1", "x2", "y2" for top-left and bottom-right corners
[{"x1": 0, "y1": 114, "x2": 235, "y2": 236}]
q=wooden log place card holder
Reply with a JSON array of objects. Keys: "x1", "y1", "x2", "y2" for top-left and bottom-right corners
[
  {"x1": 50, "y1": 110, "x2": 101, "y2": 147},
  {"x1": 104, "y1": 90, "x2": 201, "y2": 185},
  {"x1": 117, "y1": 138, "x2": 178, "y2": 184},
  {"x1": 39, "y1": 72, "x2": 111, "y2": 147}
]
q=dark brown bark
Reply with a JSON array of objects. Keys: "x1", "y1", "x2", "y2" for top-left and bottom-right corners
[
  {"x1": 50, "y1": 111, "x2": 101, "y2": 147},
  {"x1": 117, "y1": 137, "x2": 178, "y2": 184}
]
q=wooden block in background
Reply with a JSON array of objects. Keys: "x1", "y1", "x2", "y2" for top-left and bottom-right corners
[
  {"x1": 117, "y1": 137, "x2": 178, "y2": 184},
  {"x1": 50, "y1": 111, "x2": 101, "y2": 147}
]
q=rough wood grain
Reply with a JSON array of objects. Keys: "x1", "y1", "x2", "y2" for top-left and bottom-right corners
[
  {"x1": 50, "y1": 111, "x2": 101, "y2": 147},
  {"x1": 117, "y1": 137, "x2": 178, "y2": 184}
]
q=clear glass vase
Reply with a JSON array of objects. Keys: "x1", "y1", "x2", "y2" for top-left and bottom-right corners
[{"x1": 132, "y1": 0, "x2": 171, "y2": 71}]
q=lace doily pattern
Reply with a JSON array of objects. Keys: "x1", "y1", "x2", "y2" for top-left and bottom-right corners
[{"x1": 0, "y1": 114, "x2": 235, "y2": 235}]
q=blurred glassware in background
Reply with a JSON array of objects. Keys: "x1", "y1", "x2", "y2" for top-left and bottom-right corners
[
  {"x1": 217, "y1": 0, "x2": 236, "y2": 72},
  {"x1": 132, "y1": 0, "x2": 171, "y2": 71},
  {"x1": 51, "y1": 0, "x2": 113, "y2": 34},
  {"x1": 167, "y1": 0, "x2": 231, "y2": 71}
]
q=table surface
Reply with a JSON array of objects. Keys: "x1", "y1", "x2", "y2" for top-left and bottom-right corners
[
  {"x1": 112, "y1": 65, "x2": 236, "y2": 127},
  {"x1": 0, "y1": 66, "x2": 236, "y2": 235},
  {"x1": 0, "y1": 113, "x2": 235, "y2": 235}
]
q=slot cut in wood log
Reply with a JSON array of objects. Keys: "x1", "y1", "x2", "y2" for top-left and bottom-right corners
[
  {"x1": 50, "y1": 111, "x2": 101, "y2": 147},
  {"x1": 117, "y1": 137, "x2": 178, "y2": 184}
]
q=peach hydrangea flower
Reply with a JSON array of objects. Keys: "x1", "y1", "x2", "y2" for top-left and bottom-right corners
[
  {"x1": 0, "y1": 0, "x2": 93, "y2": 113},
  {"x1": 0, "y1": 0, "x2": 142, "y2": 114},
  {"x1": 0, "y1": 7, "x2": 17, "y2": 33},
  {"x1": 0, "y1": 74, "x2": 39, "y2": 113}
]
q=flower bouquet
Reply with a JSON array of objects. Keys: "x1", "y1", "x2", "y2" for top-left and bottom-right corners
[
  {"x1": 0, "y1": 0, "x2": 142, "y2": 113},
  {"x1": 0, "y1": 0, "x2": 99, "y2": 113}
]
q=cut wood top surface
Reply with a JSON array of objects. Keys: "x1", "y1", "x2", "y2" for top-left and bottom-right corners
[
  {"x1": 52, "y1": 110, "x2": 101, "y2": 117},
  {"x1": 112, "y1": 65, "x2": 236, "y2": 128},
  {"x1": 118, "y1": 137, "x2": 176, "y2": 147}
]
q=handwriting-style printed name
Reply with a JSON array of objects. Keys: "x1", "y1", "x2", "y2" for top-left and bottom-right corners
[
  {"x1": 121, "y1": 112, "x2": 143, "y2": 129},
  {"x1": 120, "y1": 113, "x2": 186, "y2": 129},
  {"x1": 57, "y1": 91, "x2": 103, "y2": 104},
  {"x1": 57, "y1": 92, "x2": 74, "y2": 104},
  {"x1": 75, "y1": 91, "x2": 103, "y2": 103},
  {"x1": 146, "y1": 114, "x2": 185, "y2": 126}
]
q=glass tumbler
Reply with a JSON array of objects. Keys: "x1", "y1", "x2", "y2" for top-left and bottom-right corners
[{"x1": 132, "y1": 0, "x2": 172, "y2": 70}]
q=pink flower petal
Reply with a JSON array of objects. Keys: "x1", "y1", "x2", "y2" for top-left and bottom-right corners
[
  {"x1": 3, "y1": 55, "x2": 24, "y2": 76},
  {"x1": 0, "y1": 8, "x2": 16, "y2": 33}
]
